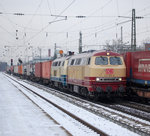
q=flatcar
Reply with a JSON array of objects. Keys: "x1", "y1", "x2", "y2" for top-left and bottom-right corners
[
  {"x1": 123, "y1": 51, "x2": 150, "y2": 100},
  {"x1": 67, "y1": 50, "x2": 126, "y2": 99}
]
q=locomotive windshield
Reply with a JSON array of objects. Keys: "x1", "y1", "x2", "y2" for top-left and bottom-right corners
[
  {"x1": 110, "y1": 57, "x2": 122, "y2": 65},
  {"x1": 95, "y1": 56, "x2": 122, "y2": 65},
  {"x1": 95, "y1": 57, "x2": 108, "y2": 65}
]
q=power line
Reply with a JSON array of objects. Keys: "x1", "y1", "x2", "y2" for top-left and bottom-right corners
[
  {"x1": 47, "y1": 0, "x2": 52, "y2": 15},
  {"x1": 24, "y1": 0, "x2": 76, "y2": 44},
  {"x1": 0, "y1": 24, "x2": 15, "y2": 38},
  {"x1": 57, "y1": 0, "x2": 76, "y2": 16},
  {"x1": 0, "y1": 3, "x2": 17, "y2": 31},
  {"x1": 25, "y1": 0, "x2": 44, "y2": 28}
]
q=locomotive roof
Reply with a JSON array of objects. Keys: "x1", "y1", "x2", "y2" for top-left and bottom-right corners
[
  {"x1": 69, "y1": 50, "x2": 121, "y2": 59},
  {"x1": 53, "y1": 56, "x2": 71, "y2": 62},
  {"x1": 53, "y1": 50, "x2": 121, "y2": 62}
]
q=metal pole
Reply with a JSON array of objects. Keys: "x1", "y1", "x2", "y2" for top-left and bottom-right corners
[
  {"x1": 121, "y1": 26, "x2": 123, "y2": 45},
  {"x1": 54, "y1": 43, "x2": 57, "y2": 59},
  {"x1": 79, "y1": 31, "x2": 82, "y2": 53},
  {"x1": 40, "y1": 48, "x2": 41, "y2": 60},
  {"x1": 131, "y1": 9, "x2": 136, "y2": 51}
]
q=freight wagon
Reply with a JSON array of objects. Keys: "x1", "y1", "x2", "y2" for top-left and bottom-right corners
[
  {"x1": 123, "y1": 51, "x2": 150, "y2": 100},
  {"x1": 35, "y1": 62, "x2": 42, "y2": 82},
  {"x1": 42, "y1": 60, "x2": 52, "y2": 84},
  {"x1": 6, "y1": 65, "x2": 13, "y2": 74},
  {"x1": 18, "y1": 64, "x2": 23, "y2": 75},
  {"x1": 13, "y1": 65, "x2": 18, "y2": 76}
]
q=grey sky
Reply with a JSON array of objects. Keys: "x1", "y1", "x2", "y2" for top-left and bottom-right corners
[{"x1": 0, "y1": 0, "x2": 150, "y2": 65}]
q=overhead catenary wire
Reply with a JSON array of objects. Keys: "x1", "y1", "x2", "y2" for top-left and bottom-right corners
[
  {"x1": 0, "y1": 24, "x2": 16, "y2": 38},
  {"x1": 50, "y1": 8, "x2": 132, "y2": 45},
  {"x1": 57, "y1": 7, "x2": 149, "y2": 48},
  {"x1": 47, "y1": 0, "x2": 52, "y2": 15},
  {"x1": 25, "y1": 0, "x2": 44, "y2": 28},
  {"x1": 23, "y1": 0, "x2": 76, "y2": 45},
  {"x1": 0, "y1": 0, "x2": 132, "y2": 48},
  {"x1": 0, "y1": 3, "x2": 17, "y2": 31},
  {"x1": 1, "y1": 0, "x2": 150, "y2": 56}
]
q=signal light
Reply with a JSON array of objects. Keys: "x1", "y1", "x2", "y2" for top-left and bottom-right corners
[{"x1": 11, "y1": 59, "x2": 13, "y2": 66}]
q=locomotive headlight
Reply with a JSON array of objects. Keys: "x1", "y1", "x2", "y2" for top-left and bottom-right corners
[
  {"x1": 96, "y1": 78, "x2": 100, "y2": 81},
  {"x1": 118, "y1": 78, "x2": 122, "y2": 81},
  {"x1": 107, "y1": 52, "x2": 110, "y2": 56}
]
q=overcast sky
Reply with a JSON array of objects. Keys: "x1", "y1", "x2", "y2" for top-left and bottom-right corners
[{"x1": 0, "y1": 0, "x2": 150, "y2": 65}]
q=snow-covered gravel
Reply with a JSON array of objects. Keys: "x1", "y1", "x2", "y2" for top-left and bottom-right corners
[{"x1": 5, "y1": 73, "x2": 141, "y2": 136}]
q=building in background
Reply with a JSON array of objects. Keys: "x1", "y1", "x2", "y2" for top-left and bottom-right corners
[{"x1": 0, "y1": 62, "x2": 7, "y2": 71}]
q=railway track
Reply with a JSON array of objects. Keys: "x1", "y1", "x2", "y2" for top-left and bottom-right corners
[
  {"x1": 118, "y1": 101, "x2": 150, "y2": 113},
  {"x1": 107, "y1": 102, "x2": 150, "y2": 122},
  {"x1": 24, "y1": 79, "x2": 150, "y2": 121},
  {"x1": 24, "y1": 82, "x2": 150, "y2": 136},
  {"x1": 5, "y1": 74, "x2": 108, "y2": 136},
  {"x1": 112, "y1": 101, "x2": 150, "y2": 121},
  {"x1": 5, "y1": 74, "x2": 150, "y2": 136}
]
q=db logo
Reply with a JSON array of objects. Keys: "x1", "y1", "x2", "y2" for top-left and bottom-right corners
[{"x1": 106, "y1": 69, "x2": 114, "y2": 74}]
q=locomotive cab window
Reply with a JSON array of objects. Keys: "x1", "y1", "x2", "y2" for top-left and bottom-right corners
[
  {"x1": 95, "y1": 57, "x2": 108, "y2": 65},
  {"x1": 87, "y1": 57, "x2": 91, "y2": 65},
  {"x1": 75, "y1": 58, "x2": 82, "y2": 65},
  {"x1": 70, "y1": 59, "x2": 75, "y2": 65},
  {"x1": 55, "y1": 62, "x2": 58, "y2": 66},
  {"x1": 52, "y1": 62, "x2": 56, "y2": 66},
  {"x1": 58, "y1": 61, "x2": 61, "y2": 66},
  {"x1": 110, "y1": 57, "x2": 122, "y2": 65},
  {"x1": 62, "y1": 61, "x2": 65, "y2": 66}
]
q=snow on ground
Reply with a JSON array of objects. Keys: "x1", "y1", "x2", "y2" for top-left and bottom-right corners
[
  {"x1": 5, "y1": 73, "x2": 140, "y2": 136},
  {"x1": 6, "y1": 75, "x2": 100, "y2": 136},
  {"x1": 0, "y1": 73, "x2": 69, "y2": 136}
]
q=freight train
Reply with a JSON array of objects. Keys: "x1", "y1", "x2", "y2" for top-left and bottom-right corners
[
  {"x1": 7, "y1": 50, "x2": 126, "y2": 100},
  {"x1": 123, "y1": 51, "x2": 150, "y2": 101}
]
